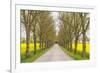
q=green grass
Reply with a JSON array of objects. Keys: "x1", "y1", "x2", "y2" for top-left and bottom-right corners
[
  {"x1": 61, "y1": 45, "x2": 90, "y2": 60},
  {"x1": 21, "y1": 48, "x2": 50, "y2": 63},
  {"x1": 21, "y1": 43, "x2": 48, "y2": 63}
]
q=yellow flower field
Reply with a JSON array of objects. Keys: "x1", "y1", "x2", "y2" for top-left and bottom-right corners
[
  {"x1": 21, "y1": 43, "x2": 90, "y2": 55},
  {"x1": 21, "y1": 43, "x2": 42, "y2": 54},
  {"x1": 72, "y1": 43, "x2": 90, "y2": 54}
]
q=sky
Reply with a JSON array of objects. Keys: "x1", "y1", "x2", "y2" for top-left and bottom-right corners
[{"x1": 51, "y1": 12, "x2": 60, "y2": 36}]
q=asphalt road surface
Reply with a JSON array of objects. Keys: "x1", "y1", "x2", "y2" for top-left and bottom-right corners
[{"x1": 35, "y1": 44, "x2": 73, "y2": 62}]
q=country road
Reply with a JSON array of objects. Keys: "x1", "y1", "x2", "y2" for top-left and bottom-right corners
[{"x1": 35, "y1": 44, "x2": 73, "y2": 62}]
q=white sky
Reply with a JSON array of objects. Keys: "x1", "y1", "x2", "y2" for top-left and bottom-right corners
[
  {"x1": 51, "y1": 12, "x2": 60, "y2": 36},
  {"x1": 21, "y1": 23, "x2": 26, "y2": 38}
]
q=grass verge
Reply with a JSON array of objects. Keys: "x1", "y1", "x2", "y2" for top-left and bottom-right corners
[
  {"x1": 61, "y1": 46, "x2": 90, "y2": 60},
  {"x1": 21, "y1": 48, "x2": 50, "y2": 63}
]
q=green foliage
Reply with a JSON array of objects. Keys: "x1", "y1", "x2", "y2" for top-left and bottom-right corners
[
  {"x1": 21, "y1": 48, "x2": 50, "y2": 63},
  {"x1": 21, "y1": 10, "x2": 56, "y2": 59},
  {"x1": 58, "y1": 12, "x2": 90, "y2": 58},
  {"x1": 21, "y1": 10, "x2": 90, "y2": 61},
  {"x1": 61, "y1": 46, "x2": 89, "y2": 60}
]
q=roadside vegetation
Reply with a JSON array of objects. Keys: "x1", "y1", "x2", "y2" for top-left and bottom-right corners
[
  {"x1": 21, "y1": 10, "x2": 56, "y2": 63},
  {"x1": 61, "y1": 43, "x2": 90, "y2": 60},
  {"x1": 20, "y1": 10, "x2": 90, "y2": 62},
  {"x1": 58, "y1": 12, "x2": 90, "y2": 60}
]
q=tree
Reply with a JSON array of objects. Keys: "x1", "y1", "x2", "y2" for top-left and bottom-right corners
[
  {"x1": 58, "y1": 12, "x2": 74, "y2": 51},
  {"x1": 79, "y1": 13, "x2": 90, "y2": 58},
  {"x1": 73, "y1": 13, "x2": 82, "y2": 54},
  {"x1": 37, "y1": 11, "x2": 55, "y2": 50},
  {"x1": 31, "y1": 11, "x2": 41, "y2": 55},
  {"x1": 21, "y1": 10, "x2": 36, "y2": 57},
  {"x1": 21, "y1": 10, "x2": 34, "y2": 57}
]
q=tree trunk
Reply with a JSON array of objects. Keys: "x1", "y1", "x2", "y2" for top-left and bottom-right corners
[
  {"x1": 26, "y1": 31, "x2": 30, "y2": 57},
  {"x1": 63, "y1": 40, "x2": 66, "y2": 48},
  {"x1": 45, "y1": 41, "x2": 47, "y2": 48},
  {"x1": 69, "y1": 39, "x2": 72, "y2": 52},
  {"x1": 33, "y1": 32, "x2": 36, "y2": 55},
  {"x1": 44, "y1": 34, "x2": 47, "y2": 49},
  {"x1": 47, "y1": 41, "x2": 49, "y2": 48},
  {"x1": 82, "y1": 31, "x2": 86, "y2": 58},
  {"x1": 64, "y1": 40, "x2": 66, "y2": 48},
  {"x1": 45, "y1": 40, "x2": 48, "y2": 49},
  {"x1": 41, "y1": 40, "x2": 44, "y2": 50},
  {"x1": 74, "y1": 36, "x2": 78, "y2": 54},
  {"x1": 39, "y1": 35, "x2": 42, "y2": 50},
  {"x1": 66, "y1": 42, "x2": 69, "y2": 50}
]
